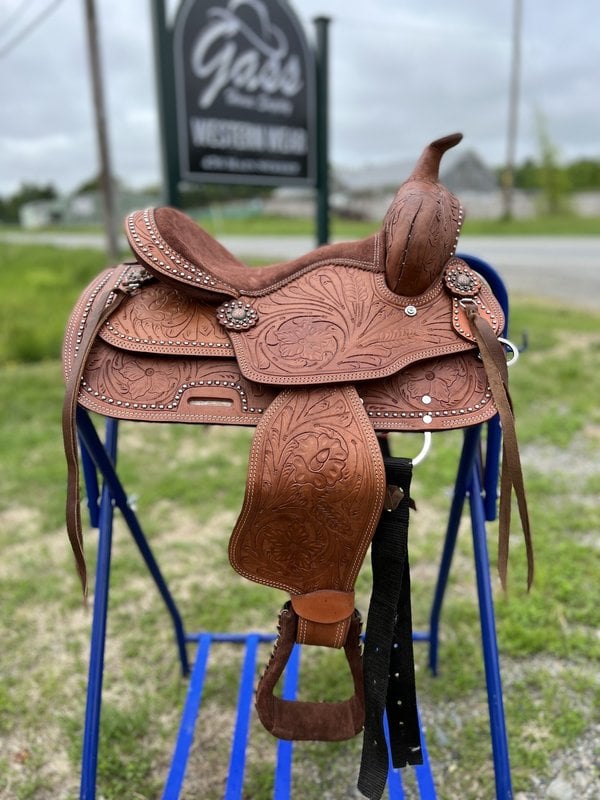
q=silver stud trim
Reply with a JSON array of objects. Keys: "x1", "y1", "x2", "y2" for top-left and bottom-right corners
[
  {"x1": 81, "y1": 377, "x2": 265, "y2": 415},
  {"x1": 127, "y1": 210, "x2": 219, "y2": 289}
]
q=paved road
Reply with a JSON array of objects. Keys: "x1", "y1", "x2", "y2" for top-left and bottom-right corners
[{"x1": 3, "y1": 230, "x2": 599, "y2": 311}]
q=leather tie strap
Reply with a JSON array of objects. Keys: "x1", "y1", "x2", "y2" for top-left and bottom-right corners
[
  {"x1": 358, "y1": 457, "x2": 420, "y2": 800},
  {"x1": 62, "y1": 267, "x2": 139, "y2": 595},
  {"x1": 465, "y1": 306, "x2": 534, "y2": 590}
]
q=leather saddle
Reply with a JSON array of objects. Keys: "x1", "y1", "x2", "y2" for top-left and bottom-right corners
[{"x1": 62, "y1": 134, "x2": 532, "y2": 790}]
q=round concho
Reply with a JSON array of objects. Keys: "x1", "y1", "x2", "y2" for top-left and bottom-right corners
[
  {"x1": 443, "y1": 258, "x2": 482, "y2": 297},
  {"x1": 216, "y1": 299, "x2": 259, "y2": 331}
]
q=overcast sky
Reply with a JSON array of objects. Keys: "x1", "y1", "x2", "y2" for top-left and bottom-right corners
[{"x1": 1, "y1": 0, "x2": 598, "y2": 195}]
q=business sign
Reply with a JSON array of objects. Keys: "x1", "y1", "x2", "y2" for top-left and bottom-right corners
[{"x1": 173, "y1": 0, "x2": 315, "y2": 185}]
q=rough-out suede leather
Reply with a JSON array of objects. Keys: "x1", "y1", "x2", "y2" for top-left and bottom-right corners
[{"x1": 255, "y1": 605, "x2": 365, "y2": 741}]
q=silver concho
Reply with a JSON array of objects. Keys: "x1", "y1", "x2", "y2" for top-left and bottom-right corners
[
  {"x1": 444, "y1": 258, "x2": 482, "y2": 297},
  {"x1": 216, "y1": 300, "x2": 259, "y2": 331}
]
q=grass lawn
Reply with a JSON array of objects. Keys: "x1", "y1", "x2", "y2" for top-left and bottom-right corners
[{"x1": 0, "y1": 245, "x2": 599, "y2": 799}]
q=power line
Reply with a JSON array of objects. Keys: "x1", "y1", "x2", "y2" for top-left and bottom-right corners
[{"x1": 0, "y1": 0, "x2": 66, "y2": 60}]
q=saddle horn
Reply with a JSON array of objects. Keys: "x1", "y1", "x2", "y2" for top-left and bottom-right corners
[{"x1": 384, "y1": 133, "x2": 463, "y2": 296}]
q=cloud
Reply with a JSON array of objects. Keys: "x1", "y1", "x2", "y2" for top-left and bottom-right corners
[{"x1": 0, "y1": 0, "x2": 598, "y2": 195}]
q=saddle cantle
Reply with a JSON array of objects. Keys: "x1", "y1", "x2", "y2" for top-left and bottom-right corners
[{"x1": 62, "y1": 134, "x2": 533, "y2": 798}]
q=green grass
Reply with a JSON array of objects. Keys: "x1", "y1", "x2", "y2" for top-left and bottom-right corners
[
  {"x1": 4, "y1": 209, "x2": 599, "y2": 241},
  {"x1": 0, "y1": 245, "x2": 599, "y2": 798},
  {"x1": 189, "y1": 209, "x2": 600, "y2": 237},
  {"x1": 0, "y1": 244, "x2": 109, "y2": 364}
]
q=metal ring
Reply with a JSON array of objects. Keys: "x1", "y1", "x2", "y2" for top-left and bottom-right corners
[
  {"x1": 498, "y1": 337, "x2": 520, "y2": 366},
  {"x1": 412, "y1": 431, "x2": 432, "y2": 466},
  {"x1": 458, "y1": 297, "x2": 478, "y2": 308},
  {"x1": 386, "y1": 431, "x2": 431, "y2": 467},
  {"x1": 380, "y1": 431, "x2": 432, "y2": 466}
]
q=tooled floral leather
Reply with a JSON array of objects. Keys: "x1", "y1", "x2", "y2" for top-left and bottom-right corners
[
  {"x1": 62, "y1": 266, "x2": 500, "y2": 430},
  {"x1": 226, "y1": 263, "x2": 503, "y2": 385},
  {"x1": 383, "y1": 134, "x2": 464, "y2": 296},
  {"x1": 363, "y1": 351, "x2": 494, "y2": 430},
  {"x1": 99, "y1": 280, "x2": 232, "y2": 356},
  {"x1": 228, "y1": 386, "x2": 386, "y2": 603}
]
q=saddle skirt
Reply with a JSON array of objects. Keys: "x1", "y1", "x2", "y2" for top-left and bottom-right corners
[
  {"x1": 63, "y1": 253, "x2": 502, "y2": 430},
  {"x1": 62, "y1": 134, "x2": 533, "y2": 779}
]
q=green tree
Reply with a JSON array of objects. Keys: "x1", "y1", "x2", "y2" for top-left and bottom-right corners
[
  {"x1": 0, "y1": 183, "x2": 58, "y2": 223},
  {"x1": 567, "y1": 159, "x2": 600, "y2": 190},
  {"x1": 513, "y1": 158, "x2": 539, "y2": 190},
  {"x1": 535, "y1": 113, "x2": 571, "y2": 215}
]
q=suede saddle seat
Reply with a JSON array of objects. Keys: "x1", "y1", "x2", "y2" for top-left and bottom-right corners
[
  {"x1": 127, "y1": 205, "x2": 383, "y2": 298},
  {"x1": 62, "y1": 134, "x2": 532, "y2": 762}
]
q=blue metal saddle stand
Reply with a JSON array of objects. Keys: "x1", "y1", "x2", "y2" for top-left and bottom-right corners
[{"x1": 75, "y1": 256, "x2": 514, "y2": 799}]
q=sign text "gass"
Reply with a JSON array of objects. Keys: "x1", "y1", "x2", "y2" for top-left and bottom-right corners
[{"x1": 190, "y1": 0, "x2": 304, "y2": 110}]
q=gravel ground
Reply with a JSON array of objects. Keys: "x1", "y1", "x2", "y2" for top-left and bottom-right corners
[{"x1": 515, "y1": 723, "x2": 600, "y2": 800}]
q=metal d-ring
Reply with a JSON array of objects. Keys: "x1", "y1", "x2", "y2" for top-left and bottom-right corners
[
  {"x1": 412, "y1": 431, "x2": 432, "y2": 466},
  {"x1": 498, "y1": 337, "x2": 520, "y2": 367},
  {"x1": 458, "y1": 297, "x2": 519, "y2": 368}
]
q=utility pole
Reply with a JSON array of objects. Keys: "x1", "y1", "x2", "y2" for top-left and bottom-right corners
[
  {"x1": 502, "y1": 0, "x2": 523, "y2": 220},
  {"x1": 84, "y1": 0, "x2": 120, "y2": 260}
]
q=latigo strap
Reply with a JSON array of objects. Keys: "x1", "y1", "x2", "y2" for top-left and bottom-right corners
[{"x1": 358, "y1": 458, "x2": 420, "y2": 800}]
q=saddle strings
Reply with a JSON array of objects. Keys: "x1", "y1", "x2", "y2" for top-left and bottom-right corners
[
  {"x1": 62, "y1": 274, "x2": 131, "y2": 597},
  {"x1": 465, "y1": 306, "x2": 534, "y2": 590}
]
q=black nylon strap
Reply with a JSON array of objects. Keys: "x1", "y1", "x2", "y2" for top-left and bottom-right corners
[{"x1": 357, "y1": 457, "x2": 421, "y2": 800}]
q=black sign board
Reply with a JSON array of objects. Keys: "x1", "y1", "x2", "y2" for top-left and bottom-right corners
[{"x1": 173, "y1": 0, "x2": 315, "y2": 185}]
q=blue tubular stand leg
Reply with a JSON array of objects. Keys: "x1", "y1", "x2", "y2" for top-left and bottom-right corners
[
  {"x1": 162, "y1": 633, "x2": 213, "y2": 800},
  {"x1": 224, "y1": 634, "x2": 260, "y2": 799},
  {"x1": 79, "y1": 418, "x2": 119, "y2": 800},
  {"x1": 414, "y1": 708, "x2": 436, "y2": 800},
  {"x1": 428, "y1": 425, "x2": 482, "y2": 674},
  {"x1": 77, "y1": 409, "x2": 189, "y2": 676},
  {"x1": 459, "y1": 253, "x2": 509, "y2": 526},
  {"x1": 469, "y1": 465, "x2": 512, "y2": 799},
  {"x1": 80, "y1": 437, "x2": 100, "y2": 529},
  {"x1": 384, "y1": 712, "x2": 406, "y2": 799}
]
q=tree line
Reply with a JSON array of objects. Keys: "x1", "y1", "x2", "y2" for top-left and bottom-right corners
[
  {"x1": 511, "y1": 158, "x2": 600, "y2": 191},
  {"x1": 0, "y1": 179, "x2": 273, "y2": 224},
  {"x1": 2, "y1": 156, "x2": 600, "y2": 224}
]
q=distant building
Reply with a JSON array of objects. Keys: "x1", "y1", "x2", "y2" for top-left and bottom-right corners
[
  {"x1": 331, "y1": 148, "x2": 500, "y2": 220},
  {"x1": 19, "y1": 198, "x2": 66, "y2": 228},
  {"x1": 263, "y1": 149, "x2": 501, "y2": 220},
  {"x1": 334, "y1": 148, "x2": 496, "y2": 194},
  {"x1": 19, "y1": 188, "x2": 160, "y2": 229}
]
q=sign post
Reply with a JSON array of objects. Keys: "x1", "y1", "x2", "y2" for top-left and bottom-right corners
[
  {"x1": 314, "y1": 16, "x2": 330, "y2": 245},
  {"x1": 150, "y1": 0, "x2": 181, "y2": 206}
]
